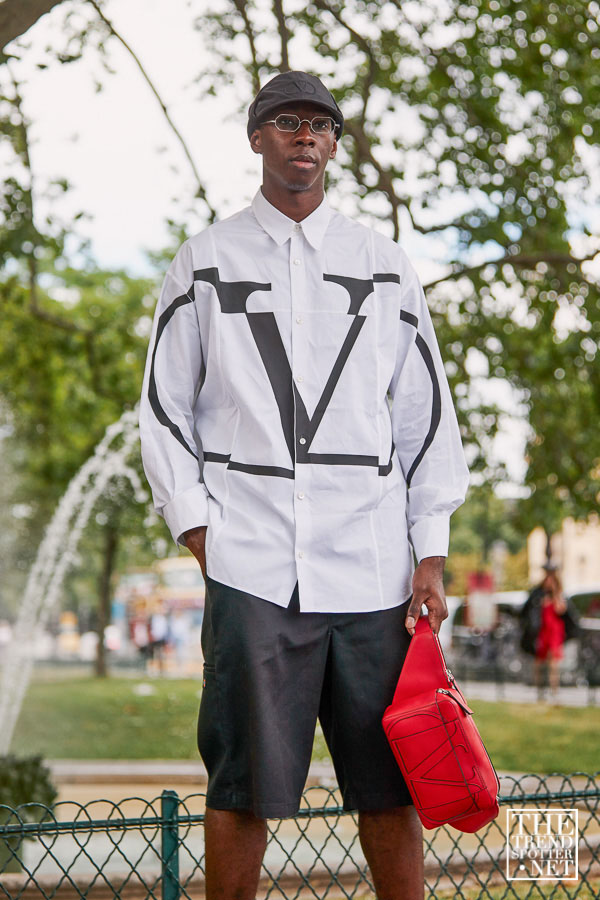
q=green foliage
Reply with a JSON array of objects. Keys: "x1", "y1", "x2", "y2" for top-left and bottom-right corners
[
  {"x1": 0, "y1": 755, "x2": 57, "y2": 810},
  {"x1": 449, "y1": 485, "x2": 524, "y2": 557},
  {"x1": 0, "y1": 262, "x2": 168, "y2": 622},
  {"x1": 0, "y1": 754, "x2": 57, "y2": 872},
  {"x1": 0, "y1": 265, "x2": 155, "y2": 534}
]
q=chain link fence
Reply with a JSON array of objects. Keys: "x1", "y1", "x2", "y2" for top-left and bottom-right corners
[{"x1": 1, "y1": 773, "x2": 598, "y2": 899}]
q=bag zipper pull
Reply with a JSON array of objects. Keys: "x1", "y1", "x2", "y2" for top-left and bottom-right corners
[{"x1": 446, "y1": 667, "x2": 455, "y2": 684}]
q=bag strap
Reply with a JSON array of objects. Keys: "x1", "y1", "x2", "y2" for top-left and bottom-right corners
[{"x1": 391, "y1": 614, "x2": 449, "y2": 705}]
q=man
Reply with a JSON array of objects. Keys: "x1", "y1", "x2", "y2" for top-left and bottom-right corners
[{"x1": 139, "y1": 71, "x2": 469, "y2": 900}]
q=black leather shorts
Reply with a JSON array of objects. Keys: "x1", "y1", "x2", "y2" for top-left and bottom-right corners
[{"x1": 197, "y1": 575, "x2": 413, "y2": 818}]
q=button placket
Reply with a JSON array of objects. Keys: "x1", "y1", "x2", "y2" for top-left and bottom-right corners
[{"x1": 290, "y1": 229, "x2": 309, "y2": 569}]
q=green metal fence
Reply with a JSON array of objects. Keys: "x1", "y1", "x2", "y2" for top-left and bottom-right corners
[{"x1": 1, "y1": 773, "x2": 598, "y2": 899}]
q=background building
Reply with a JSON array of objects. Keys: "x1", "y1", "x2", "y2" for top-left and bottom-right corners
[{"x1": 528, "y1": 516, "x2": 600, "y2": 591}]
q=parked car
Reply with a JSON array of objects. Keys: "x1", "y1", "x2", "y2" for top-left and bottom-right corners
[
  {"x1": 565, "y1": 586, "x2": 600, "y2": 686},
  {"x1": 566, "y1": 586, "x2": 600, "y2": 621},
  {"x1": 448, "y1": 591, "x2": 529, "y2": 674}
]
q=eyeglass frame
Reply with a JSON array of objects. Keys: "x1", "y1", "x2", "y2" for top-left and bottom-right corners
[{"x1": 260, "y1": 113, "x2": 340, "y2": 135}]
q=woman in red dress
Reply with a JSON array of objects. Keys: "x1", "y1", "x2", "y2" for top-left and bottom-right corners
[{"x1": 534, "y1": 571, "x2": 567, "y2": 701}]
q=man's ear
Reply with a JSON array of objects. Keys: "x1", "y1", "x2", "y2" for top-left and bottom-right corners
[
  {"x1": 250, "y1": 129, "x2": 263, "y2": 155},
  {"x1": 329, "y1": 136, "x2": 338, "y2": 160}
]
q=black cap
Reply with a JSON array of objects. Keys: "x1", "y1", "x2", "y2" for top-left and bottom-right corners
[{"x1": 247, "y1": 71, "x2": 344, "y2": 140}]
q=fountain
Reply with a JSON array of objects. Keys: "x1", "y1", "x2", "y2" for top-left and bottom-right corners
[{"x1": 0, "y1": 407, "x2": 146, "y2": 755}]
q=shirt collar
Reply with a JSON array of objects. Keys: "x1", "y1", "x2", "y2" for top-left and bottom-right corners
[{"x1": 251, "y1": 188, "x2": 331, "y2": 251}]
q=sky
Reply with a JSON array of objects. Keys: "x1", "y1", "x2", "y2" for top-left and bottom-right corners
[
  {"x1": 3, "y1": 0, "x2": 535, "y2": 489},
  {"x1": 5, "y1": 0, "x2": 260, "y2": 273}
]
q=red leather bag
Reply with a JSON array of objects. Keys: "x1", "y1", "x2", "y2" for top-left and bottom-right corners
[{"x1": 382, "y1": 615, "x2": 500, "y2": 832}]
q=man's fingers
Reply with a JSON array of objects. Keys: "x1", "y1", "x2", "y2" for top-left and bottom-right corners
[
  {"x1": 406, "y1": 596, "x2": 448, "y2": 635},
  {"x1": 427, "y1": 600, "x2": 448, "y2": 635},
  {"x1": 405, "y1": 595, "x2": 423, "y2": 635},
  {"x1": 428, "y1": 609, "x2": 443, "y2": 635}
]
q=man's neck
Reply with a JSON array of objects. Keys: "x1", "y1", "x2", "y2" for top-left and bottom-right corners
[{"x1": 260, "y1": 183, "x2": 324, "y2": 222}]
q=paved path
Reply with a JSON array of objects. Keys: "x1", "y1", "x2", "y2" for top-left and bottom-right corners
[
  {"x1": 48, "y1": 759, "x2": 599, "y2": 802},
  {"x1": 48, "y1": 758, "x2": 338, "y2": 787}
]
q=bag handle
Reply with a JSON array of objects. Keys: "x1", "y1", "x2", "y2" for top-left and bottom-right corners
[
  {"x1": 392, "y1": 614, "x2": 472, "y2": 711},
  {"x1": 391, "y1": 614, "x2": 451, "y2": 706}
]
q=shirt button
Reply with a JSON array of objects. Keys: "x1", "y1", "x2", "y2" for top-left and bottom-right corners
[
  {"x1": 293, "y1": 258, "x2": 301, "y2": 266},
  {"x1": 296, "y1": 374, "x2": 303, "y2": 383},
  {"x1": 297, "y1": 492, "x2": 305, "y2": 500},
  {"x1": 296, "y1": 316, "x2": 303, "y2": 324},
  {"x1": 299, "y1": 437, "x2": 306, "y2": 445},
  {"x1": 294, "y1": 224, "x2": 301, "y2": 231},
  {"x1": 298, "y1": 551, "x2": 304, "y2": 559}
]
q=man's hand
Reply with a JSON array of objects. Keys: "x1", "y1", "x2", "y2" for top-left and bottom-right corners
[
  {"x1": 405, "y1": 556, "x2": 447, "y2": 636},
  {"x1": 183, "y1": 526, "x2": 208, "y2": 581}
]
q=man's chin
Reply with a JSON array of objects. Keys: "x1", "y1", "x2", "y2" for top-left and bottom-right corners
[{"x1": 283, "y1": 180, "x2": 314, "y2": 193}]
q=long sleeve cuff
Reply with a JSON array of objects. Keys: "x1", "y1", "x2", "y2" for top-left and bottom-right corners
[
  {"x1": 161, "y1": 484, "x2": 210, "y2": 547},
  {"x1": 409, "y1": 516, "x2": 450, "y2": 563}
]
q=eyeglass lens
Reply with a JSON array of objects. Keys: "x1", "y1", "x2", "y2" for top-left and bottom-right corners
[{"x1": 275, "y1": 114, "x2": 334, "y2": 134}]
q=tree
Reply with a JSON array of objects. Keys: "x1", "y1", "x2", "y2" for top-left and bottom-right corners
[
  {"x1": 0, "y1": 259, "x2": 166, "y2": 670},
  {"x1": 0, "y1": 74, "x2": 164, "y2": 667},
  {"x1": 192, "y1": 0, "x2": 600, "y2": 534}
]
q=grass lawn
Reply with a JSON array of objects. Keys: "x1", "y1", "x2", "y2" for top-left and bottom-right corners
[
  {"x1": 10, "y1": 675, "x2": 600, "y2": 773},
  {"x1": 467, "y1": 699, "x2": 600, "y2": 775},
  {"x1": 11, "y1": 676, "x2": 203, "y2": 760}
]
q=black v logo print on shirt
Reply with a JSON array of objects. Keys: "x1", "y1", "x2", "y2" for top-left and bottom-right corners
[{"x1": 194, "y1": 268, "x2": 400, "y2": 475}]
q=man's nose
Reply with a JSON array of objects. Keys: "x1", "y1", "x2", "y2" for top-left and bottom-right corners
[{"x1": 294, "y1": 121, "x2": 315, "y2": 144}]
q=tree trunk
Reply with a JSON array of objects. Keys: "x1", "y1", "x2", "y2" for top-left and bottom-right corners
[
  {"x1": 480, "y1": 505, "x2": 491, "y2": 565},
  {"x1": 0, "y1": 0, "x2": 65, "y2": 51},
  {"x1": 545, "y1": 528, "x2": 552, "y2": 567},
  {"x1": 95, "y1": 522, "x2": 119, "y2": 678}
]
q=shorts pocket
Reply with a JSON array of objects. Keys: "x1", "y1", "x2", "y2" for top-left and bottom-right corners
[
  {"x1": 197, "y1": 664, "x2": 225, "y2": 774},
  {"x1": 201, "y1": 662, "x2": 215, "y2": 688}
]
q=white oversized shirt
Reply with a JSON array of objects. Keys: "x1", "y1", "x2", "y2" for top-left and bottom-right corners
[{"x1": 139, "y1": 188, "x2": 469, "y2": 612}]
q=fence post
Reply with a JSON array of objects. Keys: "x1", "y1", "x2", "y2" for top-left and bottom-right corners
[{"x1": 161, "y1": 789, "x2": 180, "y2": 900}]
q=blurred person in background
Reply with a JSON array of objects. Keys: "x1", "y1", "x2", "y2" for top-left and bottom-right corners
[
  {"x1": 149, "y1": 610, "x2": 169, "y2": 673},
  {"x1": 170, "y1": 609, "x2": 189, "y2": 672},
  {"x1": 520, "y1": 566, "x2": 578, "y2": 701}
]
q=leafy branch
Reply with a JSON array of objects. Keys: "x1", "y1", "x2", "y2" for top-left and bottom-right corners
[{"x1": 424, "y1": 251, "x2": 600, "y2": 290}]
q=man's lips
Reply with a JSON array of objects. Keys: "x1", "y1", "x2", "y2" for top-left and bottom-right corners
[{"x1": 290, "y1": 156, "x2": 317, "y2": 169}]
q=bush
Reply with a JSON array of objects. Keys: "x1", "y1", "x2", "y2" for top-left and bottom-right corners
[{"x1": 0, "y1": 755, "x2": 57, "y2": 873}]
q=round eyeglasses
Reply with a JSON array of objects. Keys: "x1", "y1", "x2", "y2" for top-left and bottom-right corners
[{"x1": 262, "y1": 114, "x2": 338, "y2": 135}]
